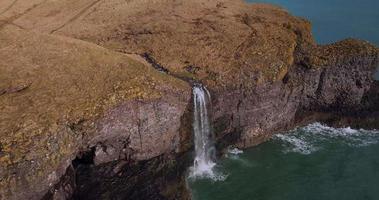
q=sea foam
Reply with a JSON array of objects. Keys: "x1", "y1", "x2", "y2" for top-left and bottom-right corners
[{"x1": 275, "y1": 122, "x2": 379, "y2": 155}]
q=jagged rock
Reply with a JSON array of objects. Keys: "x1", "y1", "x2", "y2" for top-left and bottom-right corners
[
  {"x1": 0, "y1": 0, "x2": 378, "y2": 199},
  {"x1": 22, "y1": 0, "x2": 376, "y2": 146},
  {"x1": 0, "y1": 25, "x2": 190, "y2": 200}
]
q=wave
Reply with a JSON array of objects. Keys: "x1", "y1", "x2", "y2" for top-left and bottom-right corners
[
  {"x1": 275, "y1": 134, "x2": 318, "y2": 155},
  {"x1": 274, "y1": 122, "x2": 379, "y2": 155}
]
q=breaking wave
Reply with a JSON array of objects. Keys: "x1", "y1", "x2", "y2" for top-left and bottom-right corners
[
  {"x1": 274, "y1": 122, "x2": 379, "y2": 155},
  {"x1": 275, "y1": 134, "x2": 318, "y2": 155}
]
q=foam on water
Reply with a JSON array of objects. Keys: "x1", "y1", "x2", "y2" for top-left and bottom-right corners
[
  {"x1": 275, "y1": 134, "x2": 317, "y2": 155},
  {"x1": 224, "y1": 147, "x2": 254, "y2": 167},
  {"x1": 275, "y1": 122, "x2": 379, "y2": 155},
  {"x1": 227, "y1": 147, "x2": 244, "y2": 155},
  {"x1": 188, "y1": 160, "x2": 227, "y2": 181}
]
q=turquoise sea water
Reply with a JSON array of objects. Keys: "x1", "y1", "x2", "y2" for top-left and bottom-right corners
[
  {"x1": 189, "y1": 123, "x2": 379, "y2": 200},
  {"x1": 248, "y1": 0, "x2": 379, "y2": 46},
  {"x1": 248, "y1": 0, "x2": 379, "y2": 79},
  {"x1": 189, "y1": 2, "x2": 379, "y2": 199}
]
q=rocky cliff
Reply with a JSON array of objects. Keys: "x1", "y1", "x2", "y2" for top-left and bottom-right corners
[
  {"x1": 0, "y1": 25, "x2": 191, "y2": 199},
  {"x1": 0, "y1": 0, "x2": 378, "y2": 199}
]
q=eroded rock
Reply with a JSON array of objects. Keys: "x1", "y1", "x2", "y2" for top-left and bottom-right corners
[
  {"x1": 0, "y1": 0, "x2": 378, "y2": 199},
  {"x1": 0, "y1": 25, "x2": 190, "y2": 200}
]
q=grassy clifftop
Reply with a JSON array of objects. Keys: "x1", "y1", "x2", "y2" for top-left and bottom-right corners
[
  {"x1": 0, "y1": 0, "x2": 377, "y2": 199},
  {"x1": 0, "y1": 24, "x2": 189, "y2": 199}
]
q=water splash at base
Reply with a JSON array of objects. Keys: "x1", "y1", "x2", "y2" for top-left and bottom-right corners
[{"x1": 189, "y1": 85, "x2": 226, "y2": 181}]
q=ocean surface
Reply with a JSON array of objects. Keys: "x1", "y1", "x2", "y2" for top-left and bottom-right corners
[
  {"x1": 248, "y1": 0, "x2": 379, "y2": 46},
  {"x1": 248, "y1": 0, "x2": 379, "y2": 80},
  {"x1": 188, "y1": 1, "x2": 379, "y2": 199},
  {"x1": 189, "y1": 123, "x2": 379, "y2": 200}
]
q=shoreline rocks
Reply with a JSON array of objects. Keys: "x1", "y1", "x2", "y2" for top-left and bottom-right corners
[{"x1": 0, "y1": 0, "x2": 378, "y2": 199}]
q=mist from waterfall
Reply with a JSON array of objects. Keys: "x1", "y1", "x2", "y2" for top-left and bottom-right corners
[{"x1": 189, "y1": 85, "x2": 223, "y2": 180}]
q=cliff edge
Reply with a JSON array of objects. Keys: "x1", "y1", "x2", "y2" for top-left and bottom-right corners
[{"x1": 0, "y1": 0, "x2": 378, "y2": 199}]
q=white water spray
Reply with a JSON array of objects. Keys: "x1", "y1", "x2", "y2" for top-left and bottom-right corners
[{"x1": 189, "y1": 85, "x2": 220, "y2": 179}]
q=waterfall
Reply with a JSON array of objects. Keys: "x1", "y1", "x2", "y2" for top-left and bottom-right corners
[{"x1": 190, "y1": 85, "x2": 218, "y2": 179}]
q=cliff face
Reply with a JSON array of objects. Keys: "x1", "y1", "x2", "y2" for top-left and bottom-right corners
[
  {"x1": 213, "y1": 39, "x2": 379, "y2": 148},
  {"x1": 0, "y1": 25, "x2": 191, "y2": 199},
  {"x1": 30, "y1": 0, "x2": 376, "y2": 145},
  {"x1": 0, "y1": 0, "x2": 378, "y2": 199}
]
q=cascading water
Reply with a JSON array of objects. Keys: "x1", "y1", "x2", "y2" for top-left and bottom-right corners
[{"x1": 189, "y1": 85, "x2": 221, "y2": 180}]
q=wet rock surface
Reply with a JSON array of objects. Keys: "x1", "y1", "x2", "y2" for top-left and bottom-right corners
[{"x1": 0, "y1": 0, "x2": 378, "y2": 199}]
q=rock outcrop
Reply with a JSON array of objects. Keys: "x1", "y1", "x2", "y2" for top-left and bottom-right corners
[
  {"x1": 0, "y1": 0, "x2": 378, "y2": 199},
  {"x1": 0, "y1": 25, "x2": 191, "y2": 199}
]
